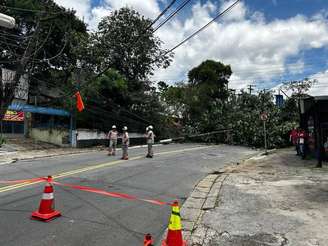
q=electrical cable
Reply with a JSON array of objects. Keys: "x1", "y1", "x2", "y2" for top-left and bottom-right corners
[
  {"x1": 165, "y1": 0, "x2": 241, "y2": 54},
  {"x1": 2, "y1": 6, "x2": 61, "y2": 14},
  {"x1": 152, "y1": 0, "x2": 193, "y2": 33},
  {"x1": 147, "y1": 0, "x2": 178, "y2": 29}
]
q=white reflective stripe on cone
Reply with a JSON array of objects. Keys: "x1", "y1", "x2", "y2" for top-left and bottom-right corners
[{"x1": 42, "y1": 193, "x2": 54, "y2": 200}]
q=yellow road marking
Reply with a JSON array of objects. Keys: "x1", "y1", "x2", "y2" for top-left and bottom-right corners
[{"x1": 0, "y1": 145, "x2": 211, "y2": 193}]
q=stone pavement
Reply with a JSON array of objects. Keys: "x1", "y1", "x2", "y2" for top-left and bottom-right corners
[{"x1": 181, "y1": 148, "x2": 328, "y2": 246}]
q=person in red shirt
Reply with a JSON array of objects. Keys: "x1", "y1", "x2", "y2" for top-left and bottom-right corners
[
  {"x1": 289, "y1": 127, "x2": 298, "y2": 145},
  {"x1": 290, "y1": 127, "x2": 299, "y2": 155},
  {"x1": 298, "y1": 128, "x2": 307, "y2": 159}
]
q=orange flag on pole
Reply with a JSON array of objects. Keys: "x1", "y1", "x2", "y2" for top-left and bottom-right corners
[{"x1": 74, "y1": 91, "x2": 85, "y2": 112}]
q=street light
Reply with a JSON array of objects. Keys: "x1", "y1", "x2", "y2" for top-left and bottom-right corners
[{"x1": 0, "y1": 13, "x2": 15, "y2": 29}]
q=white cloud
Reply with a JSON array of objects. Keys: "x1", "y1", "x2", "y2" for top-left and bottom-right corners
[
  {"x1": 104, "y1": 0, "x2": 160, "y2": 19},
  {"x1": 54, "y1": 0, "x2": 91, "y2": 21},
  {"x1": 54, "y1": 0, "x2": 328, "y2": 93},
  {"x1": 55, "y1": 0, "x2": 160, "y2": 30},
  {"x1": 287, "y1": 60, "x2": 305, "y2": 75},
  {"x1": 270, "y1": 69, "x2": 328, "y2": 97},
  {"x1": 308, "y1": 70, "x2": 328, "y2": 96},
  {"x1": 88, "y1": 6, "x2": 112, "y2": 31},
  {"x1": 220, "y1": 0, "x2": 247, "y2": 22},
  {"x1": 154, "y1": 1, "x2": 328, "y2": 91}
]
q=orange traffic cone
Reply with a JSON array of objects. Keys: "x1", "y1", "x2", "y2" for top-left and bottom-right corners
[
  {"x1": 144, "y1": 233, "x2": 153, "y2": 246},
  {"x1": 31, "y1": 177, "x2": 61, "y2": 222},
  {"x1": 162, "y1": 201, "x2": 187, "y2": 246}
]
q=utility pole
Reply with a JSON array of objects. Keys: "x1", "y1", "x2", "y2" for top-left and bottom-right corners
[
  {"x1": 248, "y1": 84, "x2": 256, "y2": 94},
  {"x1": 260, "y1": 112, "x2": 268, "y2": 154},
  {"x1": 0, "y1": 13, "x2": 15, "y2": 143}
]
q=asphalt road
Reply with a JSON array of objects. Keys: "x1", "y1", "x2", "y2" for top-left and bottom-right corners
[{"x1": 0, "y1": 143, "x2": 256, "y2": 246}]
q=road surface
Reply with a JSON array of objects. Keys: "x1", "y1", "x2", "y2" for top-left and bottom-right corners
[{"x1": 0, "y1": 143, "x2": 256, "y2": 245}]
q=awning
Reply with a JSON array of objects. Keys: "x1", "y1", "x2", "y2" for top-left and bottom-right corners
[{"x1": 8, "y1": 103, "x2": 70, "y2": 117}]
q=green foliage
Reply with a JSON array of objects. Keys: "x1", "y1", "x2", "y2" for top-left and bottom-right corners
[
  {"x1": 226, "y1": 91, "x2": 293, "y2": 148},
  {"x1": 1, "y1": 0, "x2": 89, "y2": 111},
  {"x1": 160, "y1": 59, "x2": 300, "y2": 148},
  {"x1": 94, "y1": 7, "x2": 172, "y2": 88},
  {"x1": 71, "y1": 7, "x2": 174, "y2": 136}
]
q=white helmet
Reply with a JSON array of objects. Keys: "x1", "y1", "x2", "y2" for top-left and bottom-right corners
[
  {"x1": 112, "y1": 125, "x2": 116, "y2": 129},
  {"x1": 146, "y1": 127, "x2": 149, "y2": 131},
  {"x1": 148, "y1": 125, "x2": 153, "y2": 130},
  {"x1": 123, "y1": 126, "x2": 128, "y2": 131}
]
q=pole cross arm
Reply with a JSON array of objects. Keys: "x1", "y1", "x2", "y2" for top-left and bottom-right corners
[{"x1": 0, "y1": 13, "x2": 16, "y2": 29}]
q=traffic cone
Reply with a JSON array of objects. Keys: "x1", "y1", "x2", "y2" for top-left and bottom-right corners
[
  {"x1": 162, "y1": 201, "x2": 187, "y2": 246},
  {"x1": 144, "y1": 233, "x2": 153, "y2": 246},
  {"x1": 31, "y1": 177, "x2": 61, "y2": 222}
]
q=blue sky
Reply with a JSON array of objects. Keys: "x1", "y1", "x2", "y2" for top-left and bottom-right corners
[{"x1": 55, "y1": 0, "x2": 328, "y2": 95}]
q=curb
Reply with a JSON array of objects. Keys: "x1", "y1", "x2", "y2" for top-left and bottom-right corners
[
  {"x1": 178, "y1": 151, "x2": 263, "y2": 245},
  {"x1": 0, "y1": 159, "x2": 16, "y2": 165},
  {"x1": 179, "y1": 173, "x2": 227, "y2": 244},
  {"x1": 0, "y1": 143, "x2": 165, "y2": 164}
]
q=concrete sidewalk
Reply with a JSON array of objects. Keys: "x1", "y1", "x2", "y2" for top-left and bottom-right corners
[
  {"x1": 0, "y1": 147, "x2": 103, "y2": 165},
  {"x1": 181, "y1": 148, "x2": 328, "y2": 246}
]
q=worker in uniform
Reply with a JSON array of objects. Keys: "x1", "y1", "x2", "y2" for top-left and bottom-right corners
[
  {"x1": 122, "y1": 126, "x2": 129, "y2": 160},
  {"x1": 107, "y1": 125, "x2": 118, "y2": 156},
  {"x1": 146, "y1": 125, "x2": 155, "y2": 158}
]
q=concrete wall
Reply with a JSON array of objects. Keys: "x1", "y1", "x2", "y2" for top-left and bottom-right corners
[
  {"x1": 75, "y1": 129, "x2": 145, "y2": 148},
  {"x1": 30, "y1": 128, "x2": 69, "y2": 147}
]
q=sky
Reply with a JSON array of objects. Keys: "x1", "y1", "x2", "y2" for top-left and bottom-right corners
[{"x1": 54, "y1": 0, "x2": 328, "y2": 96}]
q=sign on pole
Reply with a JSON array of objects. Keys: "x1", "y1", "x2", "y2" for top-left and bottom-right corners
[{"x1": 260, "y1": 112, "x2": 268, "y2": 121}]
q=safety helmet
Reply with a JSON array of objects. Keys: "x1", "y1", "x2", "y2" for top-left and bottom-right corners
[
  {"x1": 123, "y1": 126, "x2": 128, "y2": 131},
  {"x1": 148, "y1": 125, "x2": 153, "y2": 130},
  {"x1": 112, "y1": 125, "x2": 116, "y2": 129}
]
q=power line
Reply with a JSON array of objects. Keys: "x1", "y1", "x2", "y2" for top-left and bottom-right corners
[
  {"x1": 2, "y1": 6, "x2": 61, "y2": 14},
  {"x1": 153, "y1": 0, "x2": 193, "y2": 33},
  {"x1": 148, "y1": 0, "x2": 178, "y2": 29},
  {"x1": 165, "y1": 0, "x2": 241, "y2": 54}
]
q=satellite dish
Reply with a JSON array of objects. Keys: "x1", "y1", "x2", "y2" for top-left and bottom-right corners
[{"x1": 0, "y1": 13, "x2": 16, "y2": 29}]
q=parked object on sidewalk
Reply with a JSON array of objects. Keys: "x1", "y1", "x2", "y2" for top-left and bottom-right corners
[
  {"x1": 107, "y1": 125, "x2": 118, "y2": 156},
  {"x1": 162, "y1": 201, "x2": 187, "y2": 246},
  {"x1": 31, "y1": 176, "x2": 61, "y2": 222},
  {"x1": 122, "y1": 126, "x2": 129, "y2": 160}
]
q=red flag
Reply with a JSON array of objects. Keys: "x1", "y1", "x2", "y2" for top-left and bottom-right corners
[{"x1": 74, "y1": 91, "x2": 85, "y2": 112}]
